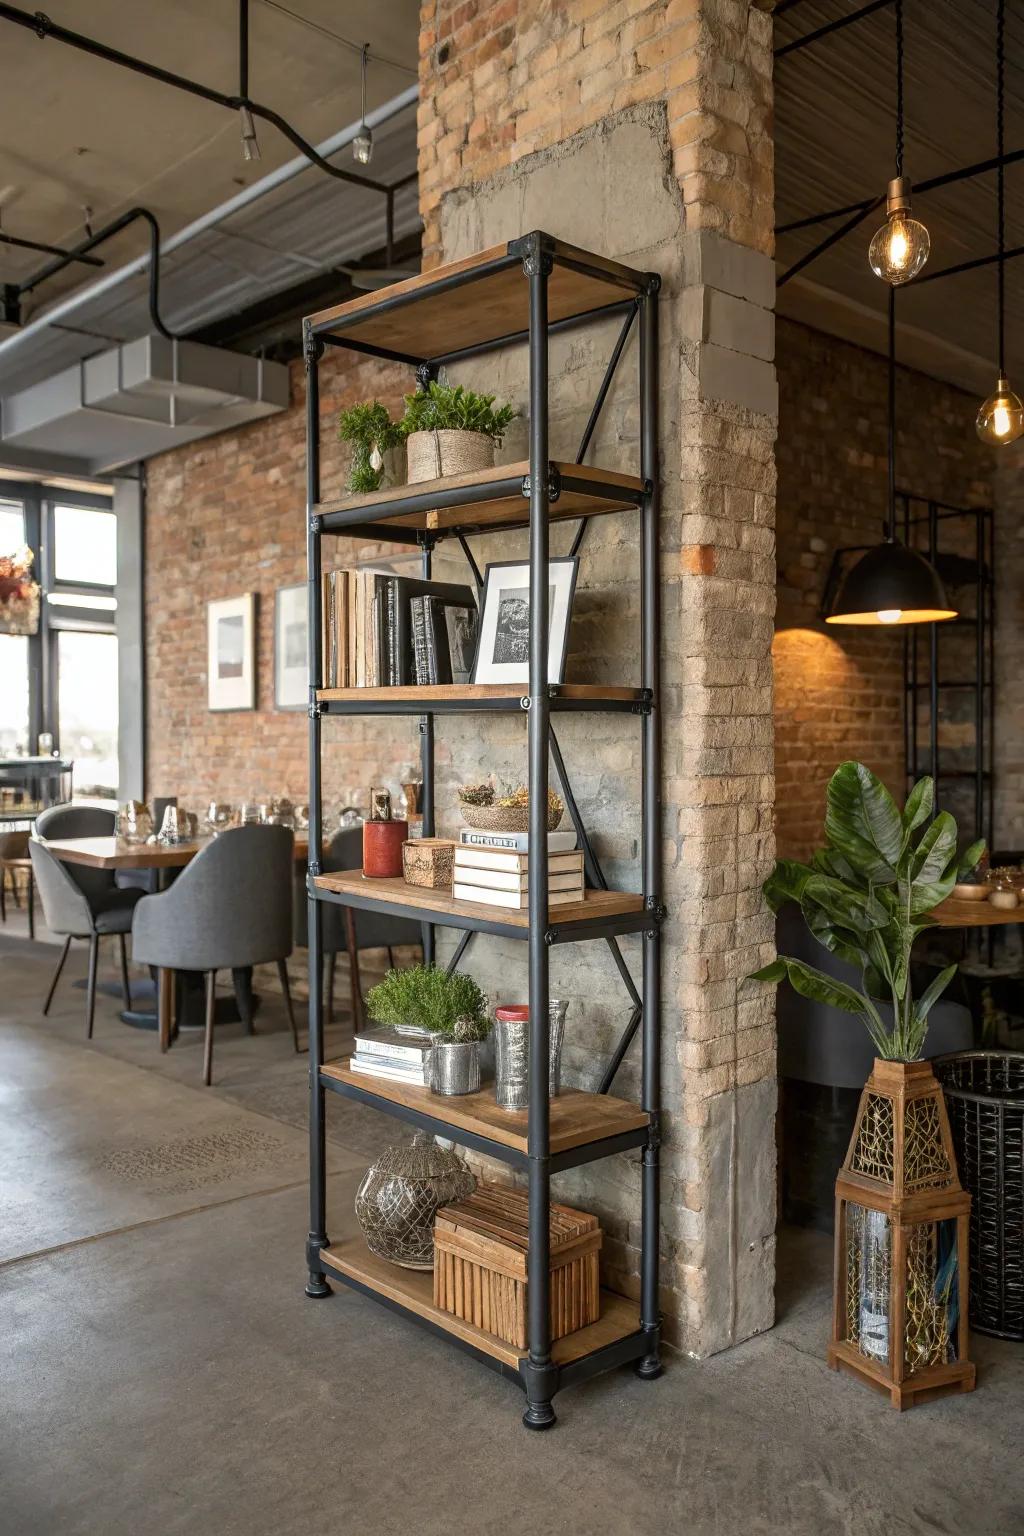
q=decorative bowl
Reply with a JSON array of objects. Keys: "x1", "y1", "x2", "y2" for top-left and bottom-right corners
[
  {"x1": 953, "y1": 883, "x2": 994, "y2": 902},
  {"x1": 459, "y1": 801, "x2": 563, "y2": 833}
]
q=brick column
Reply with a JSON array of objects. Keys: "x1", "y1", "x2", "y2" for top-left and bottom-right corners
[{"x1": 416, "y1": 0, "x2": 777, "y2": 1355}]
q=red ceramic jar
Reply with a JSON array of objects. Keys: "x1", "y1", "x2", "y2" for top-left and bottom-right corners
[{"x1": 363, "y1": 818, "x2": 409, "y2": 878}]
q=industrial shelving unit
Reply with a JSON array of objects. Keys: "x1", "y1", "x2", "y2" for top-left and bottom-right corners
[{"x1": 302, "y1": 231, "x2": 662, "y2": 1428}]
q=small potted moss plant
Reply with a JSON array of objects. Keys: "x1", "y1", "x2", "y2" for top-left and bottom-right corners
[
  {"x1": 337, "y1": 400, "x2": 404, "y2": 493},
  {"x1": 365, "y1": 964, "x2": 490, "y2": 1095},
  {"x1": 399, "y1": 381, "x2": 516, "y2": 484}
]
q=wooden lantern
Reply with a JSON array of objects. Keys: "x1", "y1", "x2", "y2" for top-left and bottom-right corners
[{"x1": 829, "y1": 1058, "x2": 975, "y2": 1410}]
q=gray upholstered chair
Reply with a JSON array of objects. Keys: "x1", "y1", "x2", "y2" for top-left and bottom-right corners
[
  {"x1": 29, "y1": 839, "x2": 136, "y2": 1037},
  {"x1": 132, "y1": 824, "x2": 298, "y2": 1084},
  {"x1": 293, "y1": 826, "x2": 422, "y2": 1033},
  {"x1": 0, "y1": 829, "x2": 34, "y2": 938}
]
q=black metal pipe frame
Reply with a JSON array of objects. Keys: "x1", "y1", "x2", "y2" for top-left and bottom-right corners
[
  {"x1": 303, "y1": 323, "x2": 331, "y2": 1300},
  {"x1": 774, "y1": 0, "x2": 893, "y2": 60},
  {"x1": 0, "y1": 230, "x2": 103, "y2": 266},
  {"x1": 522, "y1": 236, "x2": 556, "y2": 1432},
  {"x1": 638, "y1": 275, "x2": 663, "y2": 1380},
  {"x1": 420, "y1": 535, "x2": 436, "y2": 969},
  {"x1": 9, "y1": 206, "x2": 172, "y2": 335}
]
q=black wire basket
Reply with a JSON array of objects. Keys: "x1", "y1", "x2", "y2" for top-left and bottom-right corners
[{"x1": 934, "y1": 1051, "x2": 1024, "y2": 1341}]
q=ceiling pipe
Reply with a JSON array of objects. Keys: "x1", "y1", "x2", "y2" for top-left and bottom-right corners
[{"x1": 0, "y1": 84, "x2": 418, "y2": 375}]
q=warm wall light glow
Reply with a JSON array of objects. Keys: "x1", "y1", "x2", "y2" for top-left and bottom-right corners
[
  {"x1": 827, "y1": 608, "x2": 957, "y2": 626},
  {"x1": 877, "y1": 609, "x2": 903, "y2": 624}
]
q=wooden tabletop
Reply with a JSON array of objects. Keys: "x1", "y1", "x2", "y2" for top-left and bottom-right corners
[
  {"x1": 40, "y1": 833, "x2": 310, "y2": 870},
  {"x1": 932, "y1": 895, "x2": 1024, "y2": 928}
]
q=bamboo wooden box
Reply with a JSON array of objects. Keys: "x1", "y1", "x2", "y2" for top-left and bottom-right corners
[{"x1": 433, "y1": 1183, "x2": 602, "y2": 1350}]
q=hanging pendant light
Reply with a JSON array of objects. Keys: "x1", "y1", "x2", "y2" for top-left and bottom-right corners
[
  {"x1": 827, "y1": 292, "x2": 956, "y2": 627},
  {"x1": 977, "y1": 0, "x2": 1024, "y2": 445},
  {"x1": 868, "y1": 0, "x2": 930, "y2": 286},
  {"x1": 353, "y1": 43, "x2": 374, "y2": 165}
]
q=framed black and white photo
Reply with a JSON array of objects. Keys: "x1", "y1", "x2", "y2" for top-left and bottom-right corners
[
  {"x1": 207, "y1": 593, "x2": 256, "y2": 711},
  {"x1": 471, "y1": 557, "x2": 579, "y2": 686},
  {"x1": 274, "y1": 584, "x2": 308, "y2": 710}
]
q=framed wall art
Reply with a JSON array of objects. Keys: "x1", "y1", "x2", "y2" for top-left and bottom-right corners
[
  {"x1": 274, "y1": 584, "x2": 308, "y2": 710},
  {"x1": 471, "y1": 557, "x2": 579, "y2": 686},
  {"x1": 207, "y1": 593, "x2": 256, "y2": 711}
]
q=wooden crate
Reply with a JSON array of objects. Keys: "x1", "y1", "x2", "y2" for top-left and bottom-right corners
[{"x1": 433, "y1": 1183, "x2": 602, "y2": 1350}]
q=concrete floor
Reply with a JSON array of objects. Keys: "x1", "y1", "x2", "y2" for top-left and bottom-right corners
[{"x1": 2, "y1": 922, "x2": 1023, "y2": 1536}]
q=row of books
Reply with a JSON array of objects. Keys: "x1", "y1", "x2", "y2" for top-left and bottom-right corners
[
  {"x1": 453, "y1": 827, "x2": 584, "y2": 909},
  {"x1": 349, "y1": 1027, "x2": 432, "y2": 1086},
  {"x1": 322, "y1": 566, "x2": 478, "y2": 688}
]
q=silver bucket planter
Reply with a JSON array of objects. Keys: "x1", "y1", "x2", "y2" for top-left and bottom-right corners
[{"x1": 430, "y1": 1038, "x2": 481, "y2": 1096}]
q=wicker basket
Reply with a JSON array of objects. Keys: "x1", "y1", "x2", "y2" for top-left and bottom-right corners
[
  {"x1": 459, "y1": 801, "x2": 563, "y2": 834},
  {"x1": 433, "y1": 1182, "x2": 601, "y2": 1349},
  {"x1": 934, "y1": 1050, "x2": 1024, "y2": 1340},
  {"x1": 406, "y1": 429, "x2": 494, "y2": 484}
]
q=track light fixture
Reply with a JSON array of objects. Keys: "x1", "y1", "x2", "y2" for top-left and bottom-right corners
[
  {"x1": 868, "y1": 0, "x2": 930, "y2": 286},
  {"x1": 977, "y1": 0, "x2": 1023, "y2": 445},
  {"x1": 826, "y1": 291, "x2": 955, "y2": 628},
  {"x1": 353, "y1": 43, "x2": 373, "y2": 165}
]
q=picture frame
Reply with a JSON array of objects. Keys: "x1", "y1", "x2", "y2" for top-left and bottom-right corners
[
  {"x1": 274, "y1": 584, "x2": 308, "y2": 710},
  {"x1": 207, "y1": 593, "x2": 256, "y2": 711},
  {"x1": 471, "y1": 557, "x2": 579, "y2": 686}
]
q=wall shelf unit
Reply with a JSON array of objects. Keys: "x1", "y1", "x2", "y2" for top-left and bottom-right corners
[{"x1": 303, "y1": 230, "x2": 662, "y2": 1429}]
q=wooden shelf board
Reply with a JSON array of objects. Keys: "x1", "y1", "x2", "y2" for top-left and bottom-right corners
[
  {"x1": 932, "y1": 896, "x2": 1024, "y2": 928},
  {"x1": 316, "y1": 460, "x2": 643, "y2": 534},
  {"x1": 312, "y1": 868, "x2": 644, "y2": 929},
  {"x1": 307, "y1": 238, "x2": 645, "y2": 358},
  {"x1": 322, "y1": 1060, "x2": 649, "y2": 1155},
  {"x1": 320, "y1": 1235, "x2": 640, "y2": 1370},
  {"x1": 315, "y1": 682, "x2": 642, "y2": 707}
]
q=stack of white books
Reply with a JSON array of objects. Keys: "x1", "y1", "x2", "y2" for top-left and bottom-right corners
[
  {"x1": 350, "y1": 1027, "x2": 432, "y2": 1086},
  {"x1": 452, "y1": 827, "x2": 584, "y2": 909}
]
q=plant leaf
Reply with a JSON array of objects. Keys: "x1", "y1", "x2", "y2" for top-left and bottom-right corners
[
  {"x1": 762, "y1": 859, "x2": 815, "y2": 913},
  {"x1": 750, "y1": 954, "x2": 877, "y2": 1020},
  {"x1": 957, "y1": 839, "x2": 986, "y2": 877},
  {"x1": 913, "y1": 963, "x2": 959, "y2": 1028},
  {"x1": 902, "y1": 776, "x2": 934, "y2": 836},
  {"x1": 910, "y1": 811, "x2": 958, "y2": 886},
  {"x1": 826, "y1": 761, "x2": 903, "y2": 880}
]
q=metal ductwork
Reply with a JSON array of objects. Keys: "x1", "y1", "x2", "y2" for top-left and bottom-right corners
[{"x1": 0, "y1": 334, "x2": 289, "y2": 474}]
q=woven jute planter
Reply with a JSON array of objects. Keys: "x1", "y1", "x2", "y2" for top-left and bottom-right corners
[
  {"x1": 406, "y1": 429, "x2": 494, "y2": 484},
  {"x1": 459, "y1": 801, "x2": 563, "y2": 834}
]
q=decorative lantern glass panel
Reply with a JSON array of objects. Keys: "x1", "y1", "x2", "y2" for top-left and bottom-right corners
[{"x1": 830, "y1": 1059, "x2": 975, "y2": 1409}]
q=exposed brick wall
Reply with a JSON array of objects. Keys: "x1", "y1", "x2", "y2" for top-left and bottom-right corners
[
  {"x1": 774, "y1": 318, "x2": 994, "y2": 861},
  {"x1": 144, "y1": 350, "x2": 420, "y2": 811},
  {"x1": 417, "y1": 0, "x2": 773, "y2": 268}
]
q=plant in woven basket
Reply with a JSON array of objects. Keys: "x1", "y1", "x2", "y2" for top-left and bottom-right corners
[
  {"x1": 749, "y1": 761, "x2": 984, "y2": 1062},
  {"x1": 398, "y1": 382, "x2": 516, "y2": 444},
  {"x1": 366, "y1": 964, "x2": 490, "y2": 1042},
  {"x1": 337, "y1": 400, "x2": 403, "y2": 493},
  {"x1": 457, "y1": 780, "x2": 564, "y2": 834},
  {"x1": 457, "y1": 781, "x2": 495, "y2": 807}
]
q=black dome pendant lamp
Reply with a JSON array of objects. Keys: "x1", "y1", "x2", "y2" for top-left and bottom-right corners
[{"x1": 826, "y1": 291, "x2": 956, "y2": 627}]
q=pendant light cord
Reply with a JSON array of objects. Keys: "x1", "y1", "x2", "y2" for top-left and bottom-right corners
[
  {"x1": 895, "y1": 0, "x2": 905, "y2": 178},
  {"x1": 888, "y1": 286, "x2": 897, "y2": 541},
  {"x1": 997, "y1": 0, "x2": 1006, "y2": 375}
]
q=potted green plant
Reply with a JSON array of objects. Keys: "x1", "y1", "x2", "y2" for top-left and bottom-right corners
[
  {"x1": 337, "y1": 400, "x2": 403, "y2": 493},
  {"x1": 366, "y1": 964, "x2": 490, "y2": 1095},
  {"x1": 399, "y1": 381, "x2": 517, "y2": 484}
]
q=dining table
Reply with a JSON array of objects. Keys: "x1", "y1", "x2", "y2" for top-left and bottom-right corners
[{"x1": 41, "y1": 832, "x2": 309, "y2": 1050}]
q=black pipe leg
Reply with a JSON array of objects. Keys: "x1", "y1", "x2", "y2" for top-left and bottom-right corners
[
  {"x1": 43, "y1": 935, "x2": 72, "y2": 1015},
  {"x1": 85, "y1": 934, "x2": 99, "y2": 1039},
  {"x1": 521, "y1": 1359, "x2": 558, "y2": 1430},
  {"x1": 117, "y1": 932, "x2": 131, "y2": 1007}
]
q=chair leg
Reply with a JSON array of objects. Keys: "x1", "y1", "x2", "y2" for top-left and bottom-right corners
[
  {"x1": 326, "y1": 951, "x2": 336, "y2": 1026},
  {"x1": 117, "y1": 933, "x2": 131, "y2": 1007},
  {"x1": 27, "y1": 870, "x2": 34, "y2": 941},
  {"x1": 0, "y1": 867, "x2": 6, "y2": 923},
  {"x1": 278, "y1": 959, "x2": 301, "y2": 1053},
  {"x1": 203, "y1": 971, "x2": 216, "y2": 1086},
  {"x1": 232, "y1": 966, "x2": 255, "y2": 1034},
  {"x1": 386, "y1": 945, "x2": 396, "y2": 970},
  {"x1": 43, "y1": 936, "x2": 72, "y2": 1015},
  {"x1": 85, "y1": 935, "x2": 99, "y2": 1040},
  {"x1": 345, "y1": 908, "x2": 364, "y2": 1032}
]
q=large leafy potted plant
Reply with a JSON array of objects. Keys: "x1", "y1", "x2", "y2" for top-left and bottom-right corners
[
  {"x1": 750, "y1": 760, "x2": 983, "y2": 1061},
  {"x1": 399, "y1": 381, "x2": 516, "y2": 484},
  {"x1": 366, "y1": 964, "x2": 490, "y2": 1096}
]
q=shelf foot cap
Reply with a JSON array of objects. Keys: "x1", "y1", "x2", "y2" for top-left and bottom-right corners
[
  {"x1": 305, "y1": 1276, "x2": 332, "y2": 1299},
  {"x1": 635, "y1": 1355, "x2": 663, "y2": 1381},
  {"x1": 522, "y1": 1403, "x2": 557, "y2": 1431}
]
